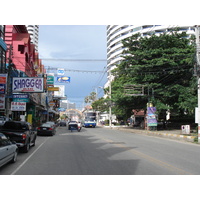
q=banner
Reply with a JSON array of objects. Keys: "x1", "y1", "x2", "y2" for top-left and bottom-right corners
[{"x1": 12, "y1": 77, "x2": 44, "y2": 93}]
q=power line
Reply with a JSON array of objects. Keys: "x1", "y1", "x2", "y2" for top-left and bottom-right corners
[
  {"x1": 45, "y1": 66, "x2": 105, "y2": 73},
  {"x1": 41, "y1": 58, "x2": 107, "y2": 62}
]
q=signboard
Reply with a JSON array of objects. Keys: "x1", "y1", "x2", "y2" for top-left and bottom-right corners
[
  {"x1": 0, "y1": 94, "x2": 5, "y2": 109},
  {"x1": 57, "y1": 68, "x2": 65, "y2": 76},
  {"x1": 54, "y1": 85, "x2": 65, "y2": 97},
  {"x1": 13, "y1": 98, "x2": 29, "y2": 103},
  {"x1": 11, "y1": 102, "x2": 26, "y2": 111},
  {"x1": 0, "y1": 74, "x2": 7, "y2": 84},
  {"x1": 12, "y1": 94, "x2": 29, "y2": 98},
  {"x1": 47, "y1": 87, "x2": 59, "y2": 91},
  {"x1": 147, "y1": 107, "x2": 157, "y2": 126},
  {"x1": 12, "y1": 77, "x2": 44, "y2": 93},
  {"x1": 56, "y1": 76, "x2": 70, "y2": 83},
  {"x1": 0, "y1": 74, "x2": 7, "y2": 94},
  {"x1": 0, "y1": 84, "x2": 6, "y2": 94},
  {"x1": 47, "y1": 75, "x2": 54, "y2": 86},
  {"x1": 12, "y1": 94, "x2": 29, "y2": 102},
  {"x1": 48, "y1": 101, "x2": 55, "y2": 107},
  {"x1": 58, "y1": 108, "x2": 66, "y2": 112}
]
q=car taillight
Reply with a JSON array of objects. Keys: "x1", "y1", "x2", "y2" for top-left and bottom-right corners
[
  {"x1": 37, "y1": 127, "x2": 41, "y2": 130},
  {"x1": 49, "y1": 128, "x2": 53, "y2": 130},
  {"x1": 22, "y1": 134, "x2": 26, "y2": 140}
]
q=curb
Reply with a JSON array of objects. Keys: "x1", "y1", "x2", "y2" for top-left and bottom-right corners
[{"x1": 103, "y1": 126, "x2": 197, "y2": 143}]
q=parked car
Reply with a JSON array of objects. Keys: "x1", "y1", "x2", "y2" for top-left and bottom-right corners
[
  {"x1": 37, "y1": 123, "x2": 56, "y2": 136},
  {"x1": 60, "y1": 120, "x2": 66, "y2": 126},
  {"x1": 1, "y1": 121, "x2": 37, "y2": 153},
  {"x1": 0, "y1": 133, "x2": 18, "y2": 168}
]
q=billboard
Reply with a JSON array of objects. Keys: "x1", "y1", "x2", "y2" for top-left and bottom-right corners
[{"x1": 12, "y1": 77, "x2": 44, "y2": 93}]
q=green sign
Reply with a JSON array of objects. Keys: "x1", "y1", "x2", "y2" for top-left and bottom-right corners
[
  {"x1": 13, "y1": 98, "x2": 29, "y2": 103},
  {"x1": 47, "y1": 76, "x2": 54, "y2": 85}
]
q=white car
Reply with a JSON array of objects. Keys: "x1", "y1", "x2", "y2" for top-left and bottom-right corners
[{"x1": 0, "y1": 133, "x2": 18, "y2": 168}]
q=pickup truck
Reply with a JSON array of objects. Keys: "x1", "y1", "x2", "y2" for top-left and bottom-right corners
[{"x1": 0, "y1": 121, "x2": 37, "y2": 153}]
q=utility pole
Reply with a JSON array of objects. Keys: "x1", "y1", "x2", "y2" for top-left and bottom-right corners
[
  {"x1": 195, "y1": 26, "x2": 200, "y2": 143},
  {"x1": 109, "y1": 69, "x2": 112, "y2": 127},
  {"x1": 6, "y1": 44, "x2": 13, "y2": 118}
]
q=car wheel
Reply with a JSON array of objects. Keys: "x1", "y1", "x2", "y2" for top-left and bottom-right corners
[
  {"x1": 22, "y1": 141, "x2": 30, "y2": 153},
  {"x1": 32, "y1": 137, "x2": 36, "y2": 146},
  {"x1": 11, "y1": 150, "x2": 18, "y2": 163}
]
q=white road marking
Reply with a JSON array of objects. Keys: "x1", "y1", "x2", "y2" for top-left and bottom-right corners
[{"x1": 11, "y1": 137, "x2": 49, "y2": 175}]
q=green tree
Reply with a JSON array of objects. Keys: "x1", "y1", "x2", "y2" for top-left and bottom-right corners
[
  {"x1": 91, "y1": 97, "x2": 109, "y2": 112},
  {"x1": 84, "y1": 92, "x2": 97, "y2": 104},
  {"x1": 111, "y1": 30, "x2": 196, "y2": 119}
]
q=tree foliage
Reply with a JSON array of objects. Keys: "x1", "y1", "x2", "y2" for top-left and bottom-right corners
[{"x1": 111, "y1": 30, "x2": 196, "y2": 119}]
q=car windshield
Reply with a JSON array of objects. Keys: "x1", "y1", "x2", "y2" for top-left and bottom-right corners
[{"x1": 41, "y1": 123, "x2": 52, "y2": 127}]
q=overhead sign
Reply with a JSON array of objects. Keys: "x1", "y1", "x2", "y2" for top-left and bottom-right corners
[
  {"x1": 57, "y1": 68, "x2": 65, "y2": 76},
  {"x1": 12, "y1": 77, "x2": 44, "y2": 93},
  {"x1": 56, "y1": 76, "x2": 70, "y2": 83},
  {"x1": 11, "y1": 102, "x2": 26, "y2": 111}
]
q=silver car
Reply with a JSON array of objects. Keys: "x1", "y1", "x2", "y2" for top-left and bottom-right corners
[{"x1": 0, "y1": 133, "x2": 18, "y2": 168}]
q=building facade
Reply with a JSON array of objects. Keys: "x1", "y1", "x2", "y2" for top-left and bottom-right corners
[
  {"x1": 26, "y1": 25, "x2": 39, "y2": 52},
  {"x1": 105, "y1": 25, "x2": 196, "y2": 89}
]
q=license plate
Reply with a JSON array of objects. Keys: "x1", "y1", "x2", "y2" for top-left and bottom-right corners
[{"x1": 43, "y1": 128, "x2": 47, "y2": 130}]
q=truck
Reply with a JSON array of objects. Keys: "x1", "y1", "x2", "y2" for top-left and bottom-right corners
[{"x1": 0, "y1": 121, "x2": 37, "y2": 153}]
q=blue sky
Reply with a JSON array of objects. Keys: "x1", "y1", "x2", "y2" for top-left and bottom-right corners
[{"x1": 38, "y1": 25, "x2": 107, "y2": 110}]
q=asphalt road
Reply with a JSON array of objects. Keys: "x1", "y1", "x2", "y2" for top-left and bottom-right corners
[{"x1": 1, "y1": 126, "x2": 200, "y2": 175}]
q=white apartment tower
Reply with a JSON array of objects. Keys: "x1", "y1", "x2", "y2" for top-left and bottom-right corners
[
  {"x1": 26, "y1": 25, "x2": 39, "y2": 51},
  {"x1": 105, "y1": 25, "x2": 196, "y2": 88}
]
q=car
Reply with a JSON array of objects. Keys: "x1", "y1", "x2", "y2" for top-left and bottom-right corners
[
  {"x1": 0, "y1": 133, "x2": 18, "y2": 168},
  {"x1": 37, "y1": 123, "x2": 56, "y2": 136},
  {"x1": 0, "y1": 116, "x2": 12, "y2": 127},
  {"x1": 60, "y1": 120, "x2": 66, "y2": 126},
  {"x1": 1, "y1": 121, "x2": 37, "y2": 153}
]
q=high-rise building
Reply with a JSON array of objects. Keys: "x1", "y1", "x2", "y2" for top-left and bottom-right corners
[
  {"x1": 26, "y1": 25, "x2": 39, "y2": 51},
  {"x1": 105, "y1": 25, "x2": 195, "y2": 89}
]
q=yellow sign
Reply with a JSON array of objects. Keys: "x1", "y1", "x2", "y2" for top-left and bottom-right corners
[{"x1": 47, "y1": 87, "x2": 59, "y2": 91}]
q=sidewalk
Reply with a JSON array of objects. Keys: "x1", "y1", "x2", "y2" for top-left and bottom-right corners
[{"x1": 103, "y1": 125, "x2": 197, "y2": 143}]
